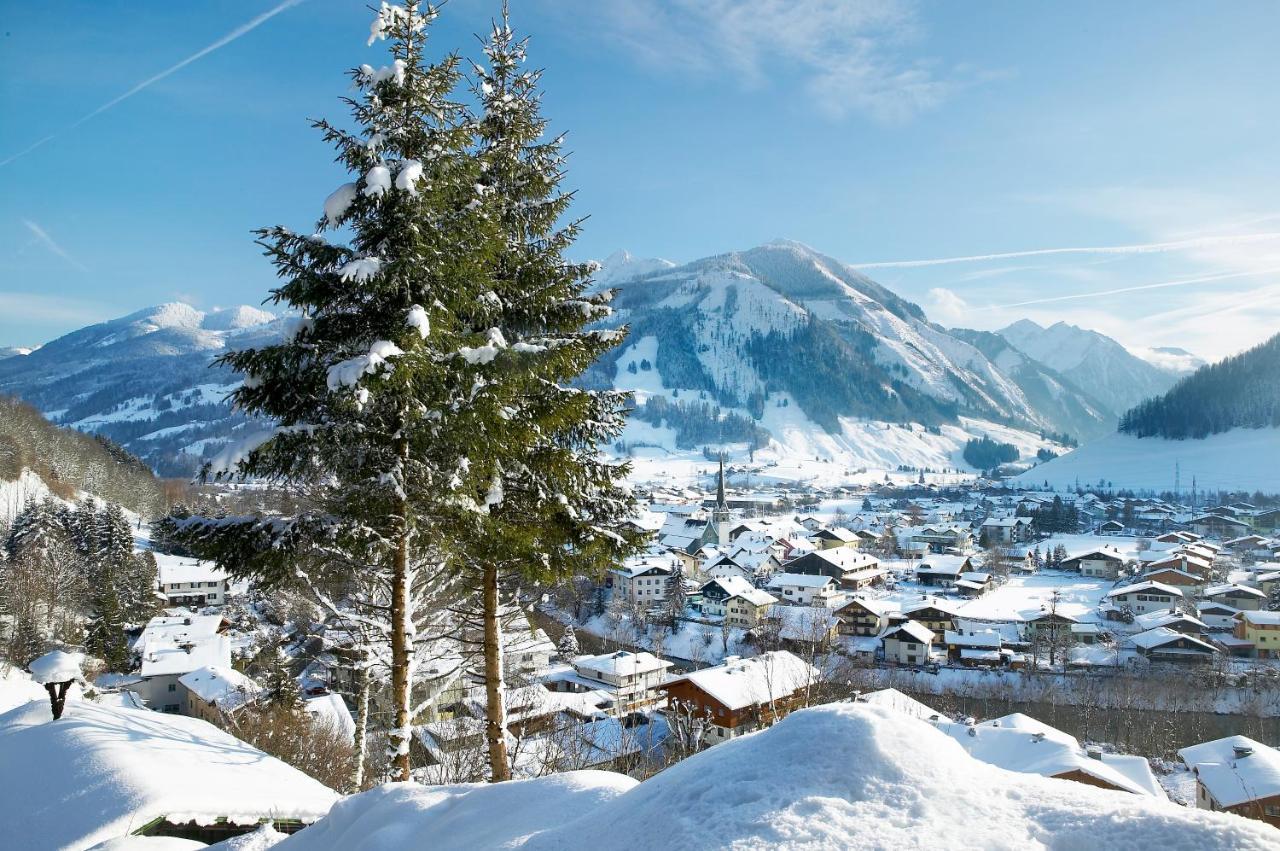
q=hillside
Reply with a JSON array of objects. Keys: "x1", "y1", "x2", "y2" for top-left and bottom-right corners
[
  {"x1": 999, "y1": 319, "x2": 1186, "y2": 415},
  {"x1": 1012, "y1": 426, "x2": 1280, "y2": 494},
  {"x1": 1119, "y1": 333, "x2": 1280, "y2": 439},
  {"x1": 0, "y1": 303, "x2": 281, "y2": 476},
  {"x1": 0, "y1": 394, "x2": 166, "y2": 520},
  {"x1": 276, "y1": 703, "x2": 1279, "y2": 850}
]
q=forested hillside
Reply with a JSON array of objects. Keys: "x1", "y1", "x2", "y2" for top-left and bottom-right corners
[
  {"x1": 0, "y1": 395, "x2": 167, "y2": 516},
  {"x1": 1118, "y1": 333, "x2": 1280, "y2": 439}
]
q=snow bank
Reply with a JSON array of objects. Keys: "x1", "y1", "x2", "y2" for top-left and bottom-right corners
[
  {"x1": 276, "y1": 704, "x2": 1277, "y2": 850},
  {"x1": 0, "y1": 699, "x2": 338, "y2": 850},
  {"x1": 0, "y1": 665, "x2": 48, "y2": 713},
  {"x1": 275, "y1": 772, "x2": 636, "y2": 851}
]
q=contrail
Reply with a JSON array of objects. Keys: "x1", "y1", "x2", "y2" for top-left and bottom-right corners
[
  {"x1": 851, "y1": 231, "x2": 1280, "y2": 269},
  {"x1": 21, "y1": 220, "x2": 89, "y2": 274},
  {"x1": 986, "y1": 267, "x2": 1280, "y2": 310},
  {"x1": 0, "y1": 0, "x2": 307, "y2": 168}
]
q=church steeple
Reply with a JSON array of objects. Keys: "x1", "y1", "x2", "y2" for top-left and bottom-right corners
[
  {"x1": 713, "y1": 454, "x2": 731, "y2": 545},
  {"x1": 716, "y1": 454, "x2": 727, "y2": 509}
]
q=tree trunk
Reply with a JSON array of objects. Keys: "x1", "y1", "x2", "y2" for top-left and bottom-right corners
[
  {"x1": 389, "y1": 508, "x2": 412, "y2": 781},
  {"x1": 483, "y1": 561, "x2": 511, "y2": 782},
  {"x1": 351, "y1": 662, "x2": 371, "y2": 791}
]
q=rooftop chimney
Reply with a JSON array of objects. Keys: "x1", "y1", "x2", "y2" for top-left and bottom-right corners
[
  {"x1": 1233, "y1": 745, "x2": 1254, "y2": 759},
  {"x1": 1086, "y1": 747, "x2": 1103, "y2": 760},
  {"x1": 1031, "y1": 732, "x2": 1046, "y2": 743}
]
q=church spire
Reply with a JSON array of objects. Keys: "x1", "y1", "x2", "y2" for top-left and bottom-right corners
[{"x1": 716, "y1": 454, "x2": 727, "y2": 508}]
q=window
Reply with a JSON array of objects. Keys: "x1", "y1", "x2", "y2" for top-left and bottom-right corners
[
  {"x1": 168, "y1": 683, "x2": 176, "y2": 692},
  {"x1": 163, "y1": 704, "x2": 180, "y2": 713}
]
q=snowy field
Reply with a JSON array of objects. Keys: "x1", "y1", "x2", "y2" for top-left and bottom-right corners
[
  {"x1": 869, "y1": 567, "x2": 1114, "y2": 624},
  {"x1": 1015, "y1": 426, "x2": 1280, "y2": 494}
]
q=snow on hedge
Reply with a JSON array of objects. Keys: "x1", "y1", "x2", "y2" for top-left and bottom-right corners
[
  {"x1": 0, "y1": 699, "x2": 338, "y2": 850},
  {"x1": 274, "y1": 703, "x2": 1278, "y2": 850}
]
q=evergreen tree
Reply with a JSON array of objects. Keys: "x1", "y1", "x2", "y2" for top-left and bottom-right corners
[
  {"x1": 556, "y1": 624, "x2": 580, "y2": 660},
  {"x1": 10, "y1": 613, "x2": 46, "y2": 667},
  {"x1": 668, "y1": 564, "x2": 689, "y2": 620},
  {"x1": 454, "y1": 5, "x2": 644, "y2": 781},
  {"x1": 85, "y1": 563, "x2": 129, "y2": 671},
  {"x1": 262, "y1": 647, "x2": 305, "y2": 712}
]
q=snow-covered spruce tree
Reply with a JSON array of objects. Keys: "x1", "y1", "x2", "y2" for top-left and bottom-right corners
[
  {"x1": 85, "y1": 563, "x2": 129, "y2": 671},
  {"x1": 448, "y1": 7, "x2": 645, "y2": 782},
  {"x1": 176, "y1": 2, "x2": 509, "y2": 781},
  {"x1": 556, "y1": 624, "x2": 580, "y2": 660}
]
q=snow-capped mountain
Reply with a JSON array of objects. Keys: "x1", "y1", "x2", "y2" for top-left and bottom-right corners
[
  {"x1": 0, "y1": 303, "x2": 284, "y2": 476},
  {"x1": 997, "y1": 319, "x2": 1186, "y2": 415},
  {"x1": 0, "y1": 346, "x2": 35, "y2": 360},
  {"x1": 1131, "y1": 345, "x2": 1206, "y2": 375}
]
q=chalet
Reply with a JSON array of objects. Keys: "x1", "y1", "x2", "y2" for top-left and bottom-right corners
[
  {"x1": 761, "y1": 605, "x2": 841, "y2": 651},
  {"x1": 880, "y1": 620, "x2": 935, "y2": 665},
  {"x1": 659, "y1": 651, "x2": 819, "y2": 744},
  {"x1": 766, "y1": 572, "x2": 842, "y2": 607},
  {"x1": 1133, "y1": 609, "x2": 1208, "y2": 636},
  {"x1": 1130, "y1": 627, "x2": 1218, "y2": 662},
  {"x1": 1191, "y1": 513, "x2": 1252, "y2": 539},
  {"x1": 1252, "y1": 508, "x2": 1280, "y2": 533},
  {"x1": 785, "y1": 548, "x2": 885, "y2": 591},
  {"x1": 835, "y1": 596, "x2": 895, "y2": 637},
  {"x1": 1096, "y1": 520, "x2": 1125, "y2": 535},
  {"x1": 900, "y1": 600, "x2": 959, "y2": 641},
  {"x1": 608, "y1": 557, "x2": 674, "y2": 606},
  {"x1": 1232, "y1": 610, "x2": 1280, "y2": 659},
  {"x1": 723, "y1": 587, "x2": 778, "y2": 628},
  {"x1": 1179, "y1": 736, "x2": 1280, "y2": 828},
  {"x1": 1196, "y1": 601, "x2": 1241, "y2": 632},
  {"x1": 1062, "y1": 548, "x2": 1125, "y2": 579},
  {"x1": 1225, "y1": 534, "x2": 1271, "y2": 553},
  {"x1": 1140, "y1": 567, "x2": 1204, "y2": 589},
  {"x1": 943, "y1": 628, "x2": 1008, "y2": 667},
  {"x1": 1105, "y1": 581, "x2": 1184, "y2": 616},
  {"x1": 177, "y1": 665, "x2": 261, "y2": 726},
  {"x1": 797, "y1": 515, "x2": 824, "y2": 532},
  {"x1": 813, "y1": 526, "x2": 859, "y2": 550},
  {"x1": 704, "y1": 553, "x2": 752, "y2": 584},
  {"x1": 954, "y1": 571, "x2": 994, "y2": 598},
  {"x1": 1201, "y1": 583, "x2": 1267, "y2": 611},
  {"x1": 1256, "y1": 568, "x2": 1280, "y2": 595},
  {"x1": 570, "y1": 651, "x2": 673, "y2": 715},
  {"x1": 907, "y1": 525, "x2": 974, "y2": 554},
  {"x1": 154, "y1": 553, "x2": 231, "y2": 609},
  {"x1": 914, "y1": 554, "x2": 971, "y2": 587},
  {"x1": 1023, "y1": 610, "x2": 1078, "y2": 643}
]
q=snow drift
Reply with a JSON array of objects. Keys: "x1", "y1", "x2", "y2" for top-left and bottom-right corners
[{"x1": 275, "y1": 703, "x2": 1277, "y2": 850}]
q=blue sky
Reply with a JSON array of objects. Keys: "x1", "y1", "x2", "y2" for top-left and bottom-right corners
[{"x1": 3, "y1": 1, "x2": 1280, "y2": 360}]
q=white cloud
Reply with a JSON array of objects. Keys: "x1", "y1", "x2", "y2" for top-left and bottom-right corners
[
  {"x1": 924, "y1": 287, "x2": 969, "y2": 326},
  {"x1": 552, "y1": 0, "x2": 969, "y2": 123}
]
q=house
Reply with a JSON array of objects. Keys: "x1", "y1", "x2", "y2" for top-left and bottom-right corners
[
  {"x1": 154, "y1": 553, "x2": 231, "y2": 608},
  {"x1": 939, "y1": 712, "x2": 1164, "y2": 797},
  {"x1": 1232, "y1": 610, "x2": 1280, "y2": 659},
  {"x1": 1097, "y1": 520, "x2": 1125, "y2": 535},
  {"x1": 943, "y1": 628, "x2": 1008, "y2": 667},
  {"x1": 761, "y1": 606, "x2": 841, "y2": 651},
  {"x1": 1130, "y1": 627, "x2": 1218, "y2": 662},
  {"x1": 901, "y1": 600, "x2": 959, "y2": 641},
  {"x1": 979, "y1": 516, "x2": 1034, "y2": 545},
  {"x1": 1132, "y1": 609, "x2": 1208, "y2": 636},
  {"x1": 1104, "y1": 581, "x2": 1184, "y2": 616},
  {"x1": 1023, "y1": 610, "x2": 1079, "y2": 643},
  {"x1": 1144, "y1": 553, "x2": 1211, "y2": 578},
  {"x1": 1201, "y1": 583, "x2": 1267, "y2": 611},
  {"x1": 1141, "y1": 567, "x2": 1204, "y2": 589},
  {"x1": 699, "y1": 576, "x2": 776, "y2": 627},
  {"x1": 177, "y1": 665, "x2": 261, "y2": 725},
  {"x1": 914, "y1": 554, "x2": 972, "y2": 587},
  {"x1": 609, "y1": 556, "x2": 674, "y2": 606},
  {"x1": 907, "y1": 525, "x2": 974, "y2": 554},
  {"x1": 880, "y1": 620, "x2": 936, "y2": 665},
  {"x1": 813, "y1": 526, "x2": 859, "y2": 550},
  {"x1": 0, "y1": 699, "x2": 338, "y2": 847},
  {"x1": 785, "y1": 548, "x2": 885, "y2": 590},
  {"x1": 132, "y1": 614, "x2": 232, "y2": 715},
  {"x1": 766, "y1": 572, "x2": 842, "y2": 607},
  {"x1": 1061, "y1": 548, "x2": 1125, "y2": 579},
  {"x1": 570, "y1": 651, "x2": 673, "y2": 715},
  {"x1": 835, "y1": 596, "x2": 895, "y2": 637},
  {"x1": 1178, "y1": 736, "x2": 1280, "y2": 828},
  {"x1": 659, "y1": 651, "x2": 819, "y2": 744},
  {"x1": 954, "y1": 571, "x2": 994, "y2": 598},
  {"x1": 1191, "y1": 513, "x2": 1252, "y2": 539},
  {"x1": 1196, "y1": 601, "x2": 1241, "y2": 632}
]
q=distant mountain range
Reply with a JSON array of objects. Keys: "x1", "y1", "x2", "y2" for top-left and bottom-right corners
[{"x1": 0, "y1": 241, "x2": 1196, "y2": 477}]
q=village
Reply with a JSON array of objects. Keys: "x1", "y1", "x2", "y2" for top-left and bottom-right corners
[{"x1": 4, "y1": 457, "x2": 1280, "y2": 846}]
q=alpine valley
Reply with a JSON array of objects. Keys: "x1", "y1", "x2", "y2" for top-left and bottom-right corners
[{"x1": 0, "y1": 241, "x2": 1194, "y2": 480}]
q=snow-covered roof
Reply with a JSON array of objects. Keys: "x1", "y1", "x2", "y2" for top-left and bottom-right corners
[
  {"x1": 1130, "y1": 627, "x2": 1216, "y2": 653},
  {"x1": 153, "y1": 552, "x2": 229, "y2": 586},
  {"x1": 944, "y1": 629, "x2": 1001, "y2": 648},
  {"x1": 1203, "y1": 583, "x2": 1266, "y2": 599},
  {"x1": 855, "y1": 688, "x2": 941, "y2": 721},
  {"x1": 274, "y1": 703, "x2": 1280, "y2": 849},
  {"x1": 611, "y1": 557, "x2": 674, "y2": 579},
  {"x1": 0, "y1": 698, "x2": 338, "y2": 849},
  {"x1": 883, "y1": 619, "x2": 935, "y2": 645},
  {"x1": 732, "y1": 586, "x2": 779, "y2": 607},
  {"x1": 1105, "y1": 581, "x2": 1183, "y2": 599},
  {"x1": 573, "y1": 651, "x2": 672, "y2": 679},
  {"x1": 1239, "y1": 610, "x2": 1280, "y2": 626},
  {"x1": 1133, "y1": 610, "x2": 1206, "y2": 632},
  {"x1": 767, "y1": 572, "x2": 836, "y2": 590},
  {"x1": 140, "y1": 633, "x2": 231, "y2": 678},
  {"x1": 1178, "y1": 736, "x2": 1280, "y2": 809},
  {"x1": 177, "y1": 665, "x2": 260, "y2": 712},
  {"x1": 664, "y1": 651, "x2": 818, "y2": 711},
  {"x1": 306, "y1": 693, "x2": 356, "y2": 741}
]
